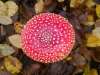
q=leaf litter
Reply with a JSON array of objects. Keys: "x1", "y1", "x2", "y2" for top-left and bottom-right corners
[{"x1": 0, "y1": 0, "x2": 100, "y2": 75}]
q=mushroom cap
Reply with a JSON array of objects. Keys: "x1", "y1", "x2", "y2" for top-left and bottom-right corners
[{"x1": 21, "y1": 13, "x2": 75, "y2": 63}]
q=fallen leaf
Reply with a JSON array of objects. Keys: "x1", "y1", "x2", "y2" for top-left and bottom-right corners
[
  {"x1": 96, "y1": 4, "x2": 100, "y2": 18},
  {"x1": 63, "y1": 6, "x2": 67, "y2": 11},
  {"x1": 43, "y1": 2, "x2": 56, "y2": 13},
  {"x1": 58, "y1": 0, "x2": 64, "y2": 2},
  {"x1": 95, "y1": 19, "x2": 100, "y2": 28},
  {"x1": 83, "y1": 63, "x2": 98, "y2": 75},
  {"x1": 86, "y1": 0, "x2": 95, "y2": 8},
  {"x1": 5, "y1": 1, "x2": 18, "y2": 16},
  {"x1": 83, "y1": 63, "x2": 90, "y2": 75},
  {"x1": 85, "y1": 34, "x2": 100, "y2": 47},
  {"x1": 70, "y1": 0, "x2": 84, "y2": 8},
  {"x1": 8, "y1": 34, "x2": 22, "y2": 48},
  {"x1": 0, "y1": 58, "x2": 4, "y2": 68},
  {"x1": 92, "y1": 47, "x2": 100, "y2": 62},
  {"x1": 4, "y1": 56, "x2": 22, "y2": 74},
  {"x1": 70, "y1": 52, "x2": 86, "y2": 67},
  {"x1": 79, "y1": 14, "x2": 88, "y2": 24},
  {"x1": 0, "y1": 16, "x2": 12, "y2": 25},
  {"x1": 35, "y1": 0, "x2": 44, "y2": 14},
  {"x1": 66, "y1": 56, "x2": 72, "y2": 61},
  {"x1": 72, "y1": 67, "x2": 83, "y2": 75},
  {"x1": 21, "y1": 63, "x2": 40, "y2": 75},
  {"x1": 90, "y1": 69, "x2": 98, "y2": 75},
  {"x1": 50, "y1": 62, "x2": 62, "y2": 75},
  {"x1": 0, "y1": 68, "x2": 18, "y2": 75},
  {"x1": 61, "y1": 63, "x2": 74, "y2": 75},
  {"x1": 79, "y1": 45, "x2": 91, "y2": 61},
  {"x1": 0, "y1": 44, "x2": 15, "y2": 58},
  {"x1": 83, "y1": 14, "x2": 95, "y2": 26},
  {"x1": 14, "y1": 22, "x2": 24, "y2": 34},
  {"x1": 44, "y1": 0, "x2": 53, "y2": 7},
  {"x1": 19, "y1": 3, "x2": 35, "y2": 20},
  {"x1": 0, "y1": 25, "x2": 6, "y2": 36},
  {"x1": 0, "y1": 1, "x2": 7, "y2": 16},
  {"x1": 92, "y1": 27, "x2": 100, "y2": 39}
]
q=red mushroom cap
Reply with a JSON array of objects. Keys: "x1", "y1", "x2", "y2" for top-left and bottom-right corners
[{"x1": 21, "y1": 13, "x2": 75, "y2": 63}]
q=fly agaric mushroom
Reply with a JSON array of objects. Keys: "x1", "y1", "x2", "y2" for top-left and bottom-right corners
[{"x1": 21, "y1": 13, "x2": 75, "y2": 63}]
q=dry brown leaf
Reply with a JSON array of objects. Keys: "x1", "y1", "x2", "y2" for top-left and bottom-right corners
[
  {"x1": 50, "y1": 62, "x2": 62, "y2": 75},
  {"x1": 79, "y1": 14, "x2": 88, "y2": 24},
  {"x1": 72, "y1": 67, "x2": 83, "y2": 75},
  {"x1": 21, "y1": 63, "x2": 40, "y2": 75},
  {"x1": 70, "y1": 52, "x2": 86, "y2": 67},
  {"x1": 14, "y1": 22, "x2": 24, "y2": 34},
  {"x1": 19, "y1": 4, "x2": 33, "y2": 20},
  {"x1": 35, "y1": 0, "x2": 44, "y2": 14},
  {"x1": 92, "y1": 47, "x2": 100, "y2": 62},
  {"x1": 0, "y1": 16, "x2": 12, "y2": 25},
  {"x1": 92, "y1": 27, "x2": 100, "y2": 39},
  {"x1": 79, "y1": 45, "x2": 91, "y2": 61},
  {"x1": 8, "y1": 34, "x2": 22, "y2": 48},
  {"x1": 70, "y1": 0, "x2": 84, "y2": 8},
  {"x1": 0, "y1": 25, "x2": 6, "y2": 36},
  {"x1": 5, "y1": 1, "x2": 18, "y2": 16},
  {"x1": 4, "y1": 56, "x2": 22, "y2": 74},
  {"x1": 0, "y1": 1, "x2": 7, "y2": 16},
  {"x1": 44, "y1": 0, "x2": 53, "y2": 7},
  {"x1": 0, "y1": 44, "x2": 15, "y2": 58}
]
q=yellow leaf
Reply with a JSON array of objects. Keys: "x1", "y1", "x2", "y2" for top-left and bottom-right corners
[
  {"x1": 35, "y1": 0, "x2": 44, "y2": 14},
  {"x1": 4, "y1": 56, "x2": 22, "y2": 74},
  {"x1": 58, "y1": 0, "x2": 64, "y2": 2},
  {"x1": 66, "y1": 56, "x2": 72, "y2": 61},
  {"x1": 8, "y1": 34, "x2": 22, "y2": 48},
  {"x1": 86, "y1": 0, "x2": 95, "y2": 8},
  {"x1": 0, "y1": 44, "x2": 15, "y2": 58},
  {"x1": 0, "y1": 1, "x2": 7, "y2": 16},
  {"x1": 63, "y1": 6, "x2": 67, "y2": 11},
  {"x1": 92, "y1": 27, "x2": 100, "y2": 39},
  {"x1": 96, "y1": 5, "x2": 100, "y2": 18},
  {"x1": 70, "y1": 0, "x2": 84, "y2": 8},
  {"x1": 88, "y1": 15, "x2": 94, "y2": 21},
  {"x1": 5, "y1": 1, "x2": 18, "y2": 16},
  {"x1": 83, "y1": 63, "x2": 98, "y2": 75},
  {"x1": 90, "y1": 69, "x2": 98, "y2": 75},
  {"x1": 83, "y1": 64, "x2": 90, "y2": 75},
  {"x1": 83, "y1": 15, "x2": 95, "y2": 26},
  {"x1": 0, "y1": 68, "x2": 18, "y2": 75},
  {"x1": 85, "y1": 34, "x2": 100, "y2": 47},
  {"x1": 14, "y1": 22, "x2": 24, "y2": 34},
  {"x1": 0, "y1": 16, "x2": 12, "y2": 25}
]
